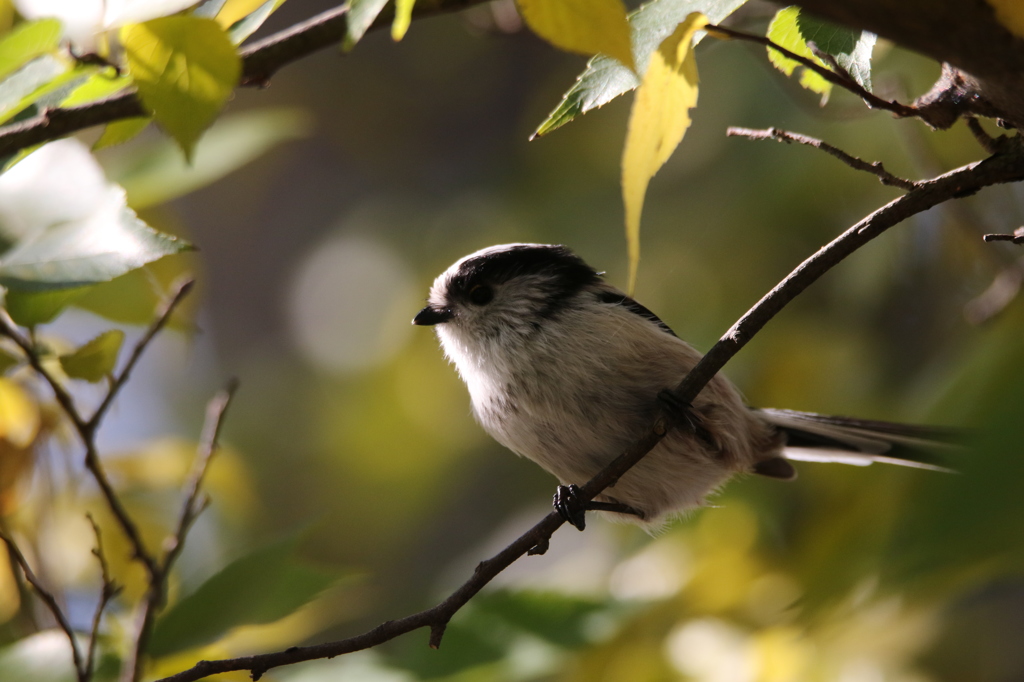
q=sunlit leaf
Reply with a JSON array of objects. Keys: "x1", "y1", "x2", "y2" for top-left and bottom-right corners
[
  {"x1": 0, "y1": 55, "x2": 67, "y2": 123},
  {"x1": 621, "y1": 12, "x2": 706, "y2": 293},
  {"x1": 93, "y1": 116, "x2": 152, "y2": 150},
  {"x1": 215, "y1": 0, "x2": 269, "y2": 26},
  {"x1": 518, "y1": 0, "x2": 634, "y2": 70},
  {"x1": 0, "y1": 377, "x2": 38, "y2": 448},
  {"x1": 343, "y1": 0, "x2": 389, "y2": 50},
  {"x1": 59, "y1": 329, "x2": 124, "y2": 382},
  {"x1": 4, "y1": 286, "x2": 91, "y2": 326},
  {"x1": 988, "y1": 0, "x2": 1024, "y2": 38},
  {"x1": 0, "y1": 18, "x2": 61, "y2": 81},
  {"x1": 122, "y1": 16, "x2": 242, "y2": 160},
  {"x1": 533, "y1": 0, "x2": 747, "y2": 138},
  {"x1": 103, "y1": 108, "x2": 309, "y2": 209},
  {"x1": 149, "y1": 533, "x2": 340, "y2": 658},
  {"x1": 796, "y1": 11, "x2": 875, "y2": 91},
  {"x1": 226, "y1": 0, "x2": 286, "y2": 44},
  {"x1": 59, "y1": 69, "x2": 131, "y2": 107},
  {"x1": 766, "y1": 6, "x2": 831, "y2": 103},
  {"x1": 0, "y1": 139, "x2": 191, "y2": 291},
  {"x1": 391, "y1": 0, "x2": 415, "y2": 41}
]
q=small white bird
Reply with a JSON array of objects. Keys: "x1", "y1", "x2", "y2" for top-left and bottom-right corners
[{"x1": 414, "y1": 244, "x2": 949, "y2": 529}]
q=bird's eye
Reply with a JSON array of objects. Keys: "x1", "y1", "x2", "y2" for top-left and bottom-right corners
[{"x1": 468, "y1": 284, "x2": 494, "y2": 305}]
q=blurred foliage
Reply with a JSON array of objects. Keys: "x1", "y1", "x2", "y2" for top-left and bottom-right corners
[{"x1": 0, "y1": 0, "x2": 1022, "y2": 682}]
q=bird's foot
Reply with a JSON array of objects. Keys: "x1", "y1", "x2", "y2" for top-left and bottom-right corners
[
  {"x1": 553, "y1": 484, "x2": 646, "y2": 531},
  {"x1": 657, "y1": 390, "x2": 717, "y2": 449}
]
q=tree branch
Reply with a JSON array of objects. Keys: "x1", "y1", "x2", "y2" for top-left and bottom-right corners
[
  {"x1": 0, "y1": 0, "x2": 491, "y2": 159},
  {"x1": 1, "y1": 532, "x2": 87, "y2": 682},
  {"x1": 121, "y1": 381, "x2": 238, "y2": 682},
  {"x1": 705, "y1": 24, "x2": 923, "y2": 122},
  {"x1": 726, "y1": 126, "x2": 917, "y2": 190},
  {"x1": 85, "y1": 513, "x2": 121, "y2": 682},
  {"x1": 152, "y1": 136, "x2": 1024, "y2": 682}
]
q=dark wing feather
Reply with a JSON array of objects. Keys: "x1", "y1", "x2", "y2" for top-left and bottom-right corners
[{"x1": 597, "y1": 291, "x2": 678, "y2": 337}]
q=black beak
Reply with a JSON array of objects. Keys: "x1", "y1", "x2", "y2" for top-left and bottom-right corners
[{"x1": 412, "y1": 305, "x2": 453, "y2": 326}]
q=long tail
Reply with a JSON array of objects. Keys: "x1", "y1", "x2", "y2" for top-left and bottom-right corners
[{"x1": 756, "y1": 408, "x2": 960, "y2": 473}]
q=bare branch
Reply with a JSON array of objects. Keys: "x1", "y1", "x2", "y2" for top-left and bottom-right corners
[
  {"x1": 727, "y1": 126, "x2": 917, "y2": 190},
  {"x1": 1, "y1": 532, "x2": 86, "y2": 682},
  {"x1": 86, "y1": 278, "x2": 194, "y2": 435},
  {"x1": 85, "y1": 514, "x2": 122, "y2": 680},
  {"x1": 0, "y1": 0, "x2": 491, "y2": 159},
  {"x1": 121, "y1": 381, "x2": 239, "y2": 682},
  {"x1": 705, "y1": 24, "x2": 922, "y2": 121},
  {"x1": 152, "y1": 137, "x2": 1024, "y2": 682}
]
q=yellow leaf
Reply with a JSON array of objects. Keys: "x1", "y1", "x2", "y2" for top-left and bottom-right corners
[
  {"x1": 517, "y1": 0, "x2": 634, "y2": 71},
  {"x1": 392, "y1": 0, "x2": 416, "y2": 40},
  {"x1": 122, "y1": 17, "x2": 242, "y2": 161},
  {"x1": 765, "y1": 6, "x2": 831, "y2": 104},
  {"x1": 621, "y1": 12, "x2": 706, "y2": 293},
  {"x1": 988, "y1": 0, "x2": 1024, "y2": 38},
  {"x1": 0, "y1": 378, "x2": 39, "y2": 449},
  {"x1": 216, "y1": 0, "x2": 270, "y2": 28}
]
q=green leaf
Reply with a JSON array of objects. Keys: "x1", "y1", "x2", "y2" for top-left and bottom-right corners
[
  {"x1": 122, "y1": 16, "x2": 242, "y2": 160},
  {"x1": 103, "y1": 108, "x2": 309, "y2": 209},
  {"x1": 0, "y1": 139, "x2": 192, "y2": 291},
  {"x1": 0, "y1": 18, "x2": 62, "y2": 81},
  {"x1": 0, "y1": 55, "x2": 67, "y2": 123},
  {"x1": 474, "y1": 590, "x2": 610, "y2": 649},
  {"x1": 343, "y1": 0, "x2": 389, "y2": 50},
  {"x1": 796, "y1": 11, "x2": 875, "y2": 91},
  {"x1": 4, "y1": 286, "x2": 91, "y2": 327},
  {"x1": 59, "y1": 329, "x2": 124, "y2": 382},
  {"x1": 226, "y1": 0, "x2": 287, "y2": 44},
  {"x1": 59, "y1": 69, "x2": 132, "y2": 108},
  {"x1": 532, "y1": 0, "x2": 748, "y2": 138},
  {"x1": 93, "y1": 117, "x2": 152, "y2": 150},
  {"x1": 72, "y1": 258, "x2": 193, "y2": 326},
  {"x1": 149, "y1": 534, "x2": 341, "y2": 658},
  {"x1": 766, "y1": 6, "x2": 830, "y2": 103}
]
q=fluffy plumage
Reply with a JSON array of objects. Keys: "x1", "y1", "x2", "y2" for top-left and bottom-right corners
[{"x1": 414, "y1": 243, "x2": 950, "y2": 525}]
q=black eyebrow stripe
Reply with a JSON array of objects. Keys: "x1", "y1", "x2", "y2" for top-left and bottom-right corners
[{"x1": 597, "y1": 291, "x2": 678, "y2": 337}]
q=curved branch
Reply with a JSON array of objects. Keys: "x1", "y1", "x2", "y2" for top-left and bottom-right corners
[
  {"x1": 0, "y1": 0, "x2": 490, "y2": 159},
  {"x1": 154, "y1": 137, "x2": 1024, "y2": 682}
]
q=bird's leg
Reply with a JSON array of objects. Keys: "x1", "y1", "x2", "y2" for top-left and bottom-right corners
[
  {"x1": 553, "y1": 484, "x2": 645, "y2": 531},
  {"x1": 658, "y1": 390, "x2": 717, "y2": 450}
]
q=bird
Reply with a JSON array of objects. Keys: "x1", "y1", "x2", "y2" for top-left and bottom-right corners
[{"x1": 412, "y1": 243, "x2": 951, "y2": 529}]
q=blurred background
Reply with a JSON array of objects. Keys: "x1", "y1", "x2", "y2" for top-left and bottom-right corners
[{"x1": 5, "y1": 1, "x2": 1024, "y2": 680}]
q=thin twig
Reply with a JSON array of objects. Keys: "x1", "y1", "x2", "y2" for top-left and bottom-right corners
[
  {"x1": 727, "y1": 126, "x2": 917, "y2": 190},
  {"x1": 122, "y1": 381, "x2": 239, "y2": 682},
  {"x1": 152, "y1": 137, "x2": 1024, "y2": 682},
  {"x1": 86, "y1": 278, "x2": 194, "y2": 435},
  {"x1": 966, "y1": 117, "x2": 1006, "y2": 154},
  {"x1": 1, "y1": 532, "x2": 86, "y2": 681},
  {"x1": 705, "y1": 24, "x2": 921, "y2": 120},
  {"x1": 85, "y1": 514, "x2": 121, "y2": 680}
]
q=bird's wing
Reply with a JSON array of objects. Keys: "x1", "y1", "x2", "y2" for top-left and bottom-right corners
[{"x1": 596, "y1": 291, "x2": 678, "y2": 337}]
